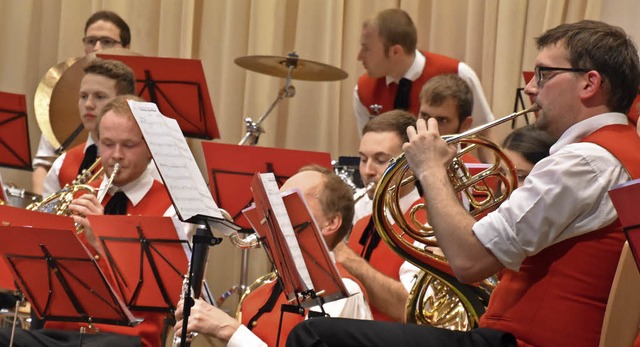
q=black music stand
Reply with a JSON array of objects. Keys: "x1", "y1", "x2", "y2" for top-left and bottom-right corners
[
  {"x1": 0, "y1": 91, "x2": 32, "y2": 170},
  {"x1": 0, "y1": 225, "x2": 139, "y2": 327},
  {"x1": 88, "y1": 215, "x2": 191, "y2": 313},
  {"x1": 98, "y1": 54, "x2": 220, "y2": 140}
]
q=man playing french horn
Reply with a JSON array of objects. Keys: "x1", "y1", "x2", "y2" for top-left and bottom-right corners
[
  {"x1": 286, "y1": 20, "x2": 640, "y2": 347},
  {"x1": 336, "y1": 74, "x2": 481, "y2": 323}
]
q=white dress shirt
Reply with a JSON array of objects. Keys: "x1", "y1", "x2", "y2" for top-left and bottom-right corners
[{"x1": 474, "y1": 113, "x2": 631, "y2": 270}]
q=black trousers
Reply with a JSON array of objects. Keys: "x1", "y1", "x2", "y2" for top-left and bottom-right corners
[
  {"x1": 0, "y1": 328, "x2": 141, "y2": 347},
  {"x1": 286, "y1": 318, "x2": 517, "y2": 347}
]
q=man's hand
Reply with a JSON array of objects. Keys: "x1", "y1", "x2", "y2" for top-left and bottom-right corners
[
  {"x1": 174, "y1": 298, "x2": 241, "y2": 342},
  {"x1": 69, "y1": 193, "x2": 104, "y2": 251}
]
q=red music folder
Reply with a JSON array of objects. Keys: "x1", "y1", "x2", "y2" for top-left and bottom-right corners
[
  {"x1": 202, "y1": 142, "x2": 332, "y2": 231},
  {"x1": 242, "y1": 173, "x2": 348, "y2": 308},
  {"x1": 0, "y1": 220, "x2": 137, "y2": 326},
  {"x1": 88, "y1": 215, "x2": 190, "y2": 312},
  {"x1": 97, "y1": 54, "x2": 219, "y2": 140},
  {"x1": 608, "y1": 178, "x2": 640, "y2": 271},
  {"x1": 0, "y1": 91, "x2": 32, "y2": 170}
]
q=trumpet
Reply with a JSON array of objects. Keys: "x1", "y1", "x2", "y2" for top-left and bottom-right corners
[{"x1": 372, "y1": 105, "x2": 539, "y2": 330}]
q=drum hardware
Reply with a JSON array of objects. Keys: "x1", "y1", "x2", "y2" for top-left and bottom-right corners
[
  {"x1": 2, "y1": 185, "x2": 42, "y2": 209},
  {"x1": 332, "y1": 156, "x2": 364, "y2": 194},
  {"x1": 217, "y1": 52, "x2": 348, "y2": 307},
  {"x1": 373, "y1": 105, "x2": 539, "y2": 330}
]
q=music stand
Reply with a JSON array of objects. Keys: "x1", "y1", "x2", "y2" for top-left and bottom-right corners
[
  {"x1": 609, "y1": 178, "x2": 640, "y2": 271},
  {"x1": 202, "y1": 142, "x2": 332, "y2": 231},
  {"x1": 0, "y1": 224, "x2": 139, "y2": 327},
  {"x1": 0, "y1": 91, "x2": 32, "y2": 170},
  {"x1": 511, "y1": 71, "x2": 535, "y2": 128},
  {"x1": 88, "y1": 215, "x2": 191, "y2": 313},
  {"x1": 98, "y1": 54, "x2": 220, "y2": 140},
  {"x1": 243, "y1": 172, "x2": 348, "y2": 307}
]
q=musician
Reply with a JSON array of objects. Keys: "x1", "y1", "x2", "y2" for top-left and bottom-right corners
[
  {"x1": 287, "y1": 20, "x2": 640, "y2": 346},
  {"x1": 0, "y1": 95, "x2": 186, "y2": 347},
  {"x1": 173, "y1": 165, "x2": 372, "y2": 347},
  {"x1": 32, "y1": 10, "x2": 131, "y2": 195},
  {"x1": 340, "y1": 75, "x2": 480, "y2": 321},
  {"x1": 42, "y1": 58, "x2": 136, "y2": 197},
  {"x1": 501, "y1": 125, "x2": 556, "y2": 189},
  {"x1": 353, "y1": 8, "x2": 493, "y2": 137}
]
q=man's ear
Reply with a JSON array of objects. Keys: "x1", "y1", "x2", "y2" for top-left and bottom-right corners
[
  {"x1": 580, "y1": 70, "x2": 604, "y2": 99},
  {"x1": 320, "y1": 213, "x2": 342, "y2": 239},
  {"x1": 459, "y1": 116, "x2": 473, "y2": 133}
]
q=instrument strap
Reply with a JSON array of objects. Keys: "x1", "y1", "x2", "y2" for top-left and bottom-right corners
[{"x1": 247, "y1": 281, "x2": 285, "y2": 331}]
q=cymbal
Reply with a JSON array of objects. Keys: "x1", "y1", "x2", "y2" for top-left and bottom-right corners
[
  {"x1": 235, "y1": 54, "x2": 348, "y2": 81},
  {"x1": 35, "y1": 48, "x2": 141, "y2": 151},
  {"x1": 34, "y1": 57, "x2": 79, "y2": 149}
]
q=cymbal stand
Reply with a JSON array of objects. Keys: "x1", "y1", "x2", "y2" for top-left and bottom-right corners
[
  {"x1": 217, "y1": 56, "x2": 298, "y2": 308},
  {"x1": 238, "y1": 53, "x2": 298, "y2": 146}
]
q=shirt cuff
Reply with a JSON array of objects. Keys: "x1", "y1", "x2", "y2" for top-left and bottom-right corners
[{"x1": 227, "y1": 325, "x2": 267, "y2": 347}]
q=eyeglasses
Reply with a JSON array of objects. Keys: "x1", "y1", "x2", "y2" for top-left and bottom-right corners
[
  {"x1": 82, "y1": 36, "x2": 122, "y2": 49},
  {"x1": 533, "y1": 66, "x2": 590, "y2": 86}
]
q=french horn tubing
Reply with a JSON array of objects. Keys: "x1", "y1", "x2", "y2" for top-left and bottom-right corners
[{"x1": 372, "y1": 105, "x2": 539, "y2": 330}]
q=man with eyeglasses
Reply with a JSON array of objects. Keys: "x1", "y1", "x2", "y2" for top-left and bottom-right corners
[
  {"x1": 32, "y1": 11, "x2": 131, "y2": 195},
  {"x1": 286, "y1": 20, "x2": 640, "y2": 347}
]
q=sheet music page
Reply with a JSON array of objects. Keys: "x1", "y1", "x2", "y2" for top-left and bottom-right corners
[
  {"x1": 127, "y1": 100, "x2": 223, "y2": 222},
  {"x1": 260, "y1": 173, "x2": 313, "y2": 290}
]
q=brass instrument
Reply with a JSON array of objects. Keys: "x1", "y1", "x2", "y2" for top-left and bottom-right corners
[
  {"x1": 373, "y1": 105, "x2": 539, "y2": 330},
  {"x1": 26, "y1": 159, "x2": 119, "y2": 233}
]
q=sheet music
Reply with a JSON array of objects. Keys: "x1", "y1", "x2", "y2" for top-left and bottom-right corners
[
  {"x1": 127, "y1": 100, "x2": 224, "y2": 223},
  {"x1": 260, "y1": 173, "x2": 313, "y2": 290}
]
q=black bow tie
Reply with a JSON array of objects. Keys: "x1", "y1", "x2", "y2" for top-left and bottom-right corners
[
  {"x1": 77, "y1": 144, "x2": 98, "y2": 176},
  {"x1": 104, "y1": 191, "x2": 128, "y2": 215},
  {"x1": 393, "y1": 78, "x2": 412, "y2": 110}
]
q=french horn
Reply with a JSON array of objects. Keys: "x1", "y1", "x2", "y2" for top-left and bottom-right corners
[
  {"x1": 373, "y1": 105, "x2": 539, "y2": 330},
  {"x1": 26, "y1": 158, "x2": 119, "y2": 233}
]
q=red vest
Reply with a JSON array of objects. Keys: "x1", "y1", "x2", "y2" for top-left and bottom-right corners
[
  {"x1": 357, "y1": 51, "x2": 459, "y2": 117},
  {"x1": 58, "y1": 142, "x2": 97, "y2": 188},
  {"x1": 46, "y1": 179, "x2": 172, "y2": 347},
  {"x1": 238, "y1": 263, "x2": 364, "y2": 347},
  {"x1": 479, "y1": 123, "x2": 640, "y2": 346},
  {"x1": 348, "y1": 197, "x2": 427, "y2": 321}
]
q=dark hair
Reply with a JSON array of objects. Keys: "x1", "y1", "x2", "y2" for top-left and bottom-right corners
[
  {"x1": 365, "y1": 8, "x2": 417, "y2": 54},
  {"x1": 84, "y1": 58, "x2": 136, "y2": 95},
  {"x1": 502, "y1": 125, "x2": 556, "y2": 165},
  {"x1": 362, "y1": 109, "x2": 417, "y2": 143},
  {"x1": 420, "y1": 74, "x2": 473, "y2": 123},
  {"x1": 84, "y1": 10, "x2": 131, "y2": 47},
  {"x1": 298, "y1": 164, "x2": 354, "y2": 249},
  {"x1": 535, "y1": 20, "x2": 640, "y2": 113}
]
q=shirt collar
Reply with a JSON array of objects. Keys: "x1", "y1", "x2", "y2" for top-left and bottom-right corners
[
  {"x1": 100, "y1": 168, "x2": 154, "y2": 207},
  {"x1": 385, "y1": 50, "x2": 425, "y2": 85},
  {"x1": 550, "y1": 112, "x2": 629, "y2": 155}
]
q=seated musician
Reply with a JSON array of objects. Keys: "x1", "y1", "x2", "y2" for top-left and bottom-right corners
[
  {"x1": 287, "y1": 19, "x2": 640, "y2": 347},
  {"x1": 42, "y1": 58, "x2": 136, "y2": 197},
  {"x1": 0, "y1": 95, "x2": 189, "y2": 347},
  {"x1": 336, "y1": 74, "x2": 478, "y2": 322},
  {"x1": 172, "y1": 165, "x2": 372, "y2": 347}
]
